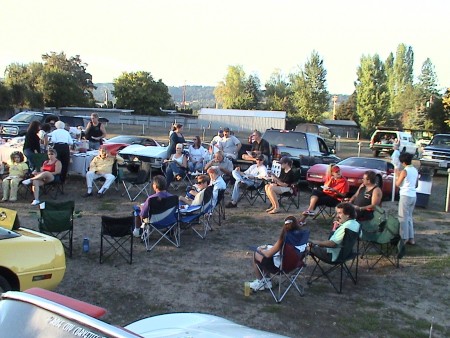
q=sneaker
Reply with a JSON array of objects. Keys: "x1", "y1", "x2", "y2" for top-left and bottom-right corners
[
  {"x1": 132, "y1": 228, "x2": 141, "y2": 238},
  {"x1": 225, "y1": 202, "x2": 237, "y2": 208},
  {"x1": 302, "y1": 210, "x2": 315, "y2": 216},
  {"x1": 31, "y1": 199, "x2": 40, "y2": 206},
  {"x1": 97, "y1": 192, "x2": 104, "y2": 198},
  {"x1": 22, "y1": 179, "x2": 32, "y2": 185},
  {"x1": 249, "y1": 278, "x2": 272, "y2": 291},
  {"x1": 82, "y1": 192, "x2": 93, "y2": 198}
]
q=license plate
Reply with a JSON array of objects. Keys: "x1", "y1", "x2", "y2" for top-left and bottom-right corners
[{"x1": 439, "y1": 161, "x2": 448, "y2": 168}]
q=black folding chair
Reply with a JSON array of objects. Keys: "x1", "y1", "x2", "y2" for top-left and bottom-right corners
[
  {"x1": 100, "y1": 215, "x2": 134, "y2": 264},
  {"x1": 239, "y1": 178, "x2": 266, "y2": 205},
  {"x1": 121, "y1": 169, "x2": 150, "y2": 201}
]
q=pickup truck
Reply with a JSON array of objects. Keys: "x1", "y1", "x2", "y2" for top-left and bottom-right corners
[
  {"x1": 262, "y1": 129, "x2": 340, "y2": 180},
  {"x1": 0, "y1": 111, "x2": 58, "y2": 138},
  {"x1": 419, "y1": 134, "x2": 450, "y2": 174}
]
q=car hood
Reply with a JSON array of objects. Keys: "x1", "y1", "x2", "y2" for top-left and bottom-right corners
[
  {"x1": 119, "y1": 144, "x2": 168, "y2": 157},
  {"x1": 125, "y1": 313, "x2": 288, "y2": 338},
  {"x1": 424, "y1": 145, "x2": 450, "y2": 150},
  {"x1": 308, "y1": 164, "x2": 382, "y2": 177}
]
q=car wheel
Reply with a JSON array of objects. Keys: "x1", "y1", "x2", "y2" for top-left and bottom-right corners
[{"x1": 0, "y1": 275, "x2": 12, "y2": 293}]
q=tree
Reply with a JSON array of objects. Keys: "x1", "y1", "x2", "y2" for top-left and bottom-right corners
[
  {"x1": 113, "y1": 71, "x2": 171, "y2": 115},
  {"x1": 242, "y1": 74, "x2": 262, "y2": 109},
  {"x1": 290, "y1": 51, "x2": 329, "y2": 123},
  {"x1": 335, "y1": 91, "x2": 357, "y2": 121},
  {"x1": 264, "y1": 70, "x2": 293, "y2": 112},
  {"x1": 0, "y1": 81, "x2": 12, "y2": 113},
  {"x1": 4, "y1": 63, "x2": 44, "y2": 108},
  {"x1": 391, "y1": 44, "x2": 414, "y2": 114},
  {"x1": 214, "y1": 65, "x2": 247, "y2": 109},
  {"x1": 355, "y1": 54, "x2": 390, "y2": 135},
  {"x1": 442, "y1": 88, "x2": 450, "y2": 130}
]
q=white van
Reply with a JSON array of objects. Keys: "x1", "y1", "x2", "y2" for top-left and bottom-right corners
[{"x1": 369, "y1": 129, "x2": 418, "y2": 157}]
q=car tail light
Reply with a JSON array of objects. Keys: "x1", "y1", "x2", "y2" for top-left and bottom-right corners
[{"x1": 272, "y1": 146, "x2": 281, "y2": 160}]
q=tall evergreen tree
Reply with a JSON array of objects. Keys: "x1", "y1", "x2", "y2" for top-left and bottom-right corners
[
  {"x1": 264, "y1": 70, "x2": 292, "y2": 112},
  {"x1": 290, "y1": 50, "x2": 329, "y2": 123},
  {"x1": 355, "y1": 54, "x2": 390, "y2": 135},
  {"x1": 392, "y1": 44, "x2": 414, "y2": 113},
  {"x1": 336, "y1": 91, "x2": 357, "y2": 121}
]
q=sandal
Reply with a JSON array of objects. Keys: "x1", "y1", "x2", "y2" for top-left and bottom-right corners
[
  {"x1": 268, "y1": 209, "x2": 280, "y2": 214},
  {"x1": 265, "y1": 207, "x2": 274, "y2": 212}
]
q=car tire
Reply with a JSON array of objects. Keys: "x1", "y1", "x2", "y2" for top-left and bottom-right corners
[{"x1": 0, "y1": 275, "x2": 12, "y2": 293}]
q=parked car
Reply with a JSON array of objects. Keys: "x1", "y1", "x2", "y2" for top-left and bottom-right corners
[
  {"x1": 119, "y1": 143, "x2": 169, "y2": 170},
  {"x1": 420, "y1": 134, "x2": 450, "y2": 174},
  {"x1": 103, "y1": 135, "x2": 160, "y2": 155},
  {"x1": 306, "y1": 156, "x2": 396, "y2": 199},
  {"x1": 0, "y1": 288, "x2": 288, "y2": 337},
  {"x1": 294, "y1": 123, "x2": 336, "y2": 152},
  {"x1": 262, "y1": 129, "x2": 340, "y2": 180},
  {"x1": 0, "y1": 111, "x2": 58, "y2": 138},
  {"x1": 0, "y1": 226, "x2": 66, "y2": 292},
  {"x1": 369, "y1": 129, "x2": 418, "y2": 157}
]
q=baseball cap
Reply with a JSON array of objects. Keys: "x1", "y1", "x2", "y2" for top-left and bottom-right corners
[
  {"x1": 331, "y1": 165, "x2": 341, "y2": 173},
  {"x1": 279, "y1": 156, "x2": 292, "y2": 165}
]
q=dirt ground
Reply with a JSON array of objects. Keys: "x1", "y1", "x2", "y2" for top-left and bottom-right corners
[{"x1": 13, "y1": 125, "x2": 450, "y2": 337}]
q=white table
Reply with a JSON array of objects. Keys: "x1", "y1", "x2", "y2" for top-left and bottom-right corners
[{"x1": 69, "y1": 151, "x2": 97, "y2": 177}]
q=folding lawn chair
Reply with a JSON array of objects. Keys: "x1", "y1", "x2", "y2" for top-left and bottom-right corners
[
  {"x1": 307, "y1": 228, "x2": 360, "y2": 293},
  {"x1": 210, "y1": 188, "x2": 226, "y2": 227},
  {"x1": 360, "y1": 206, "x2": 405, "y2": 269},
  {"x1": 121, "y1": 168, "x2": 151, "y2": 201},
  {"x1": 42, "y1": 174, "x2": 65, "y2": 200},
  {"x1": 38, "y1": 200, "x2": 75, "y2": 257},
  {"x1": 278, "y1": 168, "x2": 301, "y2": 212},
  {"x1": 142, "y1": 195, "x2": 180, "y2": 251},
  {"x1": 93, "y1": 159, "x2": 122, "y2": 192},
  {"x1": 256, "y1": 229, "x2": 310, "y2": 303},
  {"x1": 239, "y1": 178, "x2": 266, "y2": 206},
  {"x1": 180, "y1": 186, "x2": 214, "y2": 239},
  {"x1": 100, "y1": 215, "x2": 134, "y2": 264}
]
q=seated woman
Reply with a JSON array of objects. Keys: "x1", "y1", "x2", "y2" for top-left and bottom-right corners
[
  {"x1": 248, "y1": 215, "x2": 303, "y2": 291},
  {"x1": 21, "y1": 148, "x2": 62, "y2": 206},
  {"x1": 163, "y1": 143, "x2": 188, "y2": 186},
  {"x1": 1, "y1": 151, "x2": 29, "y2": 202},
  {"x1": 299, "y1": 164, "x2": 349, "y2": 224},
  {"x1": 347, "y1": 170, "x2": 382, "y2": 221},
  {"x1": 179, "y1": 174, "x2": 210, "y2": 206},
  {"x1": 264, "y1": 156, "x2": 295, "y2": 214},
  {"x1": 188, "y1": 136, "x2": 208, "y2": 173}
]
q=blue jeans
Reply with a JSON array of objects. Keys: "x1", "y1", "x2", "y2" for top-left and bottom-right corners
[
  {"x1": 166, "y1": 162, "x2": 186, "y2": 185},
  {"x1": 398, "y1": 195, "x2": 416, "y2": 240},
  {"x1": 231, "y1": 170, "x2": 258, "y2": 203},
  {"x1": 23, "y1": 148, "x2": 37, "y2": 171}
]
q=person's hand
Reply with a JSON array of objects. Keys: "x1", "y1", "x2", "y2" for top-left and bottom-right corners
[{"x1": 235, "y1": 167, "x2": 240, "y2": 172}]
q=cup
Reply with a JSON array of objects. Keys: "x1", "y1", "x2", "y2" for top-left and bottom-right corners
[{"x1": 244, "y1": 282, "x2": 250, "y2": 297}]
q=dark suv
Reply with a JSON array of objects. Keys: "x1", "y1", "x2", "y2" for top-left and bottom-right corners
[
  {"x1": 0, "y1": 111, "x2": 58, "y2": 138},
  {"x1": 262, "y1": 129, "x2": 340, "y2": 179}
]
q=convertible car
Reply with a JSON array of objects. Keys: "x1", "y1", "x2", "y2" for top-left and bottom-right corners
[
  {"x1": 306, "y1": 156, "x2": 396, "y2": 198},
  {"x1": 0, "y1": 288, "x2": 287, "y2": 337},
  {"x1": 103, "y1": 135, "x2": 160, "y2": 155},
  {"x1": 0, "y1": 226, "x2": 66, "y2": 292}
]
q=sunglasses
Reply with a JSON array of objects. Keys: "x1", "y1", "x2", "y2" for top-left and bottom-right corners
[{"x1": 256, "y1": 158, "x2": 263, "y2": 161}]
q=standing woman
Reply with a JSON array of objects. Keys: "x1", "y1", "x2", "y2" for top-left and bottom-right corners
[
  {"x1": 21, "y1": 148, "x2": 62, "y2": 206},
  {"x1": 395, "y1": 153, "x2": 418, "y2": 245},
  {"x1": 167, "y1": 123, "x2": 185, "y2": 158},
  {"x1": 85, "y1": 113, "x2": 107, "y2": 150},
  {"x1": 23, "y1": 121, "x2": 41, "y2": 171},
  {"x1": 39, "y1": 123, "x2": 52, "y2": 152},
  {"x1": 50, "y1": 121, "x2": 73, "y2": 183}
]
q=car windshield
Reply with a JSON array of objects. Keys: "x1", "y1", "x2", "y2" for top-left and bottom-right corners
[
  {"x1": 8, "y1": 113, "x2": 41, "y2": 123},
  {"x1": 430, "y1": 135, "x2": 450, "y2": 147},
  {"x1": 338, "y1": 157, "x2": 387, "y2": 171}
]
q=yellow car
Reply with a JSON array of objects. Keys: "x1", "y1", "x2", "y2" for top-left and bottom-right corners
[{"x1": 0, "y1": 226, "x2": 66, "y2": 292}]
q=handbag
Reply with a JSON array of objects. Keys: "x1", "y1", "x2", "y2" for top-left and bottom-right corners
[{"x1": 0, "y1": 208, "x2": 19, "y2": 230}]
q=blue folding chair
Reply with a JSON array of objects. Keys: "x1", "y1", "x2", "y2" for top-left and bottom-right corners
[
  {"x1": 142, "y1": 195, "x2": 180, "y2": 251},
  {"x1": 180, "y1": 186, "x2": 214, "y2": 239}
]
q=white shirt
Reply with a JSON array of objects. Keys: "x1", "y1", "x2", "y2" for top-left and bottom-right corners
[
  {"x1": 188, "y1": 145, "x2": 208, "y2": 163},
  {"x1": 400, "y1": 165, "x2": 418, "y2": 197},
  {"x1": 49, "y1": 128, "x2": 73, "y2": 145},
  {"x1": 244, "y1": 164, "x2": 268, "y2": 179}
]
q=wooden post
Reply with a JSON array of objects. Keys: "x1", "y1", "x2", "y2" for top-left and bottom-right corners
[{"x1": 446, "y1": 169, "x2": 450, "y2": 212}]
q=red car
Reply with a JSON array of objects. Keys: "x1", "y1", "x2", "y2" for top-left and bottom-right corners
[
  {"x1": 102, "y1": 135, "x2": 160, "y2": 155},
  {"x1": 306, "y1": 157, "x2": 396, "y2": 199}
]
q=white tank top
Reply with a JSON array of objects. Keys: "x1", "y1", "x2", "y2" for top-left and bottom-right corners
[{"x1": 400, "y1": 166, "x2": 418, "y2": 197}]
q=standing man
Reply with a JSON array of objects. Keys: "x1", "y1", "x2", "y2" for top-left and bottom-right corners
[
  {"x1": 85, "y1": 113, "x2": 107, "y2": 150},
  {"x1": 209, "y1": 129, "x2": 224, "y2": 155},
  {"x1": 218, "y1": 127, "x2": 241, "y2": 160},
  {"x1": 242, "y1": 130, "x2": 270, "y2": 163},
  {"x1": 50, "y1": 121, "x2": 73, "y2": 183},
  {"x1": 83, "y1": 147, "x2": 124, "y2": 198}
]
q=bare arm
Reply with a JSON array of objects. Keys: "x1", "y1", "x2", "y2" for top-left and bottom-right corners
[{"x1": 395, "y1": 169, "x2": 406, "y2": 187}]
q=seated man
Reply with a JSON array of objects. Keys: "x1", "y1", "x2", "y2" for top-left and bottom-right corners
[
  {"x1": 226, "y1": 154, "x2": 268, "y2": 208},
  {"x1": 242, "y1": 130, "x2": 270, "y2": 163},
  {"x1": 308, "y1": 202, "x2": 360, "y2": 262},
  {"x1": 204, "y1": 150, "x2": 233, "y2": 181},
  {"x1": 133, "y1": 175, "x2": 172, "y2": 237},
  {"x1": 82, "y1": 147, "x2": 124, "y2": 198},
  {"x1": 217, "y1": 127, "x2": 241, "y2": 160},
  {"x1": 207, "y1": 166, "x2": 226, "y2": 208},
  {"x1": 299, "y1": 164, "x2": 349, "y2": 223},
  {"x1": 179, "y1": 174, "x2": 210, "y2": 206},
  {"x1": 347, "y1": 170, "x2": 382, "y2": 221}
]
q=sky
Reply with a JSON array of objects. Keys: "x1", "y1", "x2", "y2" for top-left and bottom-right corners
[{"x1": 2, "y1": 0, "x2": 450, "y2": 95}]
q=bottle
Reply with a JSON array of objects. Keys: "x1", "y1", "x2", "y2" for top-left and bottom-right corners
[
  {"x1": 83, "y1": 238, "x2": 90, "y2": 253},
  {"x1": 244, "y1": 282, "x2": 250, "y2": 297}
]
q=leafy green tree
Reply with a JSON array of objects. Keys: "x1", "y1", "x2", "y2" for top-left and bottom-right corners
[
  {"x1": 0, "y1": 81, "x2": 12, "y2": 113},
  {"x1": 214, "y1": 65, "x2": 247, "y2": 109},
  {"x1": 442, "y1": 88, "x2": 450, "y2": 130},
  {"x1": 336, "y1": 91, "x2": 357, "y2": 121},
  {"x1": 113, "y1": 71, "x2": 171, "y2": 115},
  {"x1": 290, "y1": 51, "x2": 329, "y2": 123},
  {"x1": 355, "y1": 54, "x2": 390, "y2": 135},
  {"x1": 264, "y1": 70, "x2": 293, "y2": 112}
]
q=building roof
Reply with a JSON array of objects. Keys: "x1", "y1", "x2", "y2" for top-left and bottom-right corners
[
  {"x1": 322, "y1": 119, "x2": 358, "y2": 127},
  {"x1": 199, "y1": 108, "x2": 286, "y2": 119}
]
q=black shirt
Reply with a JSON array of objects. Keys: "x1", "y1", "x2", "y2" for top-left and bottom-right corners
[
  {"x1": 251, "y1": 139, "x2": 270, "y2": 157},
  {"x1": 278, "y1": 169, "x2": 295, "y2": 185}
]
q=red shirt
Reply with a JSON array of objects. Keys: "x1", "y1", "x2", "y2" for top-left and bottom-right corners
[
  {"x1": 42, "y1": 160, "x2": 56, "y2": 173},
  {"x1": 323, "y1": 175, "x2": 349, "y2": 200}
]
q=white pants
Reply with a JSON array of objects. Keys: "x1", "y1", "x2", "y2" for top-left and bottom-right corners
[{"x1": 86, "y1": 171, "x2": 116, "y2": 191}]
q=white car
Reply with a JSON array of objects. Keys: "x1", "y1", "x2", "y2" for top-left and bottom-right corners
[
  {"x1": 1, "y1": 289, "x2": 288, "y2": 338},
  {"x1": 119, "y1": 143, "x2": 169, "y2": 169}
]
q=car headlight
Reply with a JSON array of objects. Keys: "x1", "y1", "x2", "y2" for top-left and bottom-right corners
[{"x1": 421, "y1": 150, "x2": 432, "y2": 159}]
